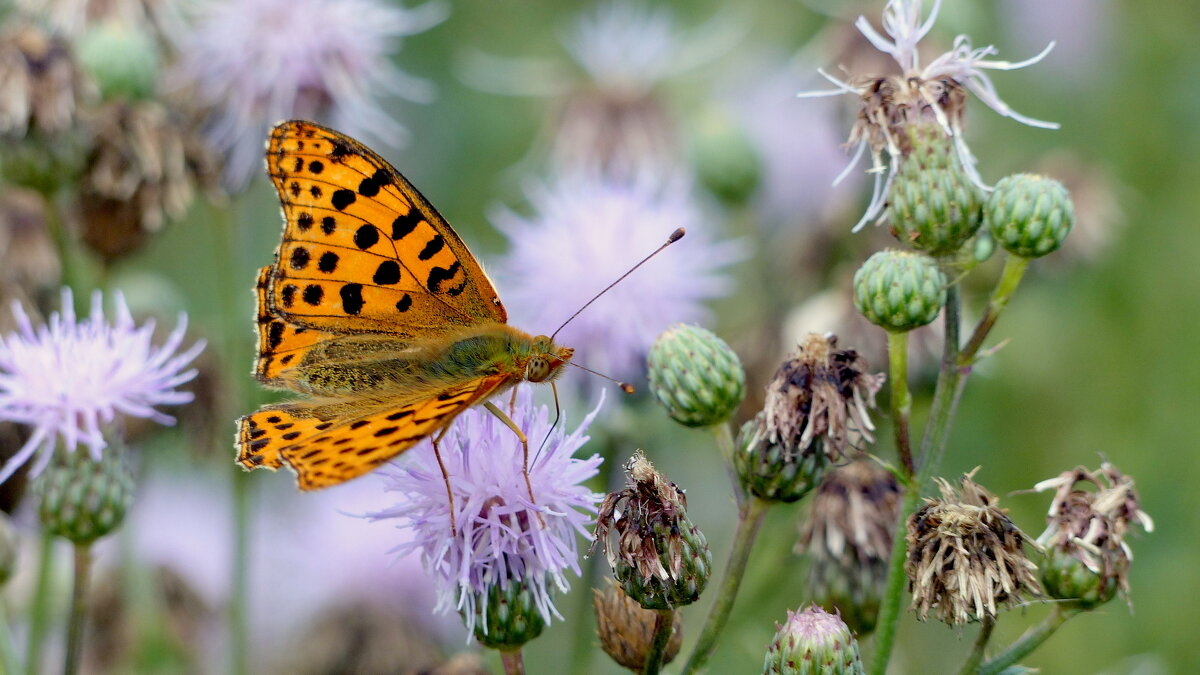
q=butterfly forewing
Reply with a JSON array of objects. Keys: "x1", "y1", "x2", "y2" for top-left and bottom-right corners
[
  {"x1": 252, "y1": 265, "x2": 341, "y2": 386},
  {"x1": 265, "y1": 120, "x2": 506, "y2": 337}
]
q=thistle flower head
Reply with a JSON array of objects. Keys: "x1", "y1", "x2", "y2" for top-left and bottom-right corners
[
  {"x1": 763, "y1": 605, "x2": 864, "y2": 675},
  {"x1": 495, "y1": 172, "x2": 740, "y2": 383},
  {"x1": 1033, "y1": 462, "x2": 1152, "y2": 607},
  {"x1": 0, "y1": 289, "x2": 204, "y2": 484},
  {"x1": 800, "y1": 0, "x2": 1057, "y2": 230},
  {"x1": 367, "y1": 389, "x2": 604, "y2": 638},
  {"x1": 592, "y1": 451, "x2": 711, "y2": 609},
  {"x1": 797, "y1": 459, "x2": 901, "y2": 635},
  {"x1": 171, "y1": 0, "x2": 447, "y2": 190},
  {"x1": 906, "y1": 468, "x2": 1042, "y2": 626}
]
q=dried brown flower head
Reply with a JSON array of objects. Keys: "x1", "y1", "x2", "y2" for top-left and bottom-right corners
[
  {"x1": 906, "y1": 468, "x2": 1042, "y2": 626},
  {"x1": 1034, "y1": 462, "x2": 1152, "y2": 607},
  {"x1": 592, "y1": 451, "x2": 710, "y2": 609},
  {"x1": 78, "y1": 100, "x2": 221, "y2": 262},
  {"x1": 0, "y1": 187, "x2": 60, "y2": 294},
  {"x1": 798, "y1": 459, "x2": 901, "y2": 634},
  {"x1": 0, "y1": 23, "x2": 90, "y2": 137},
  {"x1": 279, "y1": 599, "x2": 446, "y2": 675},
  {"x1": 593, "y1": 579, "x2": 682, "y2": 671}
]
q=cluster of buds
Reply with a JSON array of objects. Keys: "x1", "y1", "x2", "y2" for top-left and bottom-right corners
[
  {"x1": 906, "y1": 469, "x2": 1041, "y2": 626},
  {"x1": 797, "y1": 460, "x2": 901, "y2": 634},
  {"x1": 737, "y1": 334, "x2": 884, "y2": 502},
  {"x1": 1034, "y1": 462, "x2": 1153, "y2": 608},
  {"x1": 592, "y1": 451, "x2": 711, "y2": 610}
]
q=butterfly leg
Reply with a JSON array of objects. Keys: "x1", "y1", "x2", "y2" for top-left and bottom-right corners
[
  {"x1": 482, "y1": 401, "x2": 546, "y2": 528},
  {"x1": 431, "y1": 425, "x2": 458, "y2": 536}
]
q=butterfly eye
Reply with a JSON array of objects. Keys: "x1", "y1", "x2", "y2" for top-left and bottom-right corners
[{"x1": 526, "y1": 356, "x2": 551, "y2": 382}]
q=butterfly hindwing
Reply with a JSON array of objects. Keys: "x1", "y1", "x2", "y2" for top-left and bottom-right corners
[
  {"x1": 276, "y1": 375, "x2": 509, "y2": 490},
  {"x1": 265, "y1": 120, "x2": 506, "y2": 338},
  {"x1": 252, "y1": 266, "x2": 342, "y2": 387}
]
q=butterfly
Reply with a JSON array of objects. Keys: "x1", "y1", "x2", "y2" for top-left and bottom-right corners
[{"x1": 235, "y1": 120, "x2": 576, "y2": 493}]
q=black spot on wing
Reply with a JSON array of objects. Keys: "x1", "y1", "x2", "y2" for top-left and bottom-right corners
[
  {"x1": 340, "y1": 283, "x2": 364, "y2": 315},
  {"x1": 373, "y1": 260, "x2": 401, "y2": 285},
  {"x1": 427, "y1": 261, "x2": 461, "y2": 294},
  {"x1": 331, "y1": 189, "x2": 356, "y2": 211},
  {"x1": 391, "y1": 211, "x2": 420, "y2": 239},
  {"x1": 318, "y1": 251, "x2": 339, "y2": 273},
  {"x1": 417, "y1": 234, "x2": 444, "y2": 261},
  {"x1": 354, "y1": 224, "x2": 379, "y2": 250}
]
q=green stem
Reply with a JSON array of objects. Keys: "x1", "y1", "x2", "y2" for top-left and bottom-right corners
[
  {"x1": 960, "y1": 255, "x2": 1029, "y2": 366},
  {"x1": 0, "y1": 595, "x2": 23, "y2": 675},
  {"x1": 499, "y1": 648, "x2": 525, "y2": 675},
  {"x1": 916, "y1": 285, "x2": 961, "y2": 474},
  {"x1": 62, "y1": 542, "x2": 92, "y2": 675},
  {"x1": 868, "y1": 481, "x2": 919, "y2": 675},
  {"x1": 958, "y1": 616, "x2": 996, "y2": 675},
  {"x1": 642, "y1": 610, "x2": 676, "y2": 675},
  {"x1": 887, "y1": 331, "x2": 914, "y2": 477},
  {"x1": 979, "y1": 605, "x2": 1077, "y2": 675},
  {"x1": 25, "y1": 532, "x2": 55, "y2": 675},
  {"x1": 681, "y1": 496, "x2": 770, "y2": 674},
  {"x1": 714, "y1": 421, "x2": 745, "y2": 509}
]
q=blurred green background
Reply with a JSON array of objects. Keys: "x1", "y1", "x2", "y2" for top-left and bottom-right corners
[{"x1": 2, "y1": 0, "x2": 1197, "y2": 673}]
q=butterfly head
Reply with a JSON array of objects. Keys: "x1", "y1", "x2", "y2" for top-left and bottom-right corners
[{"x1": 524, "y1": 335, "x2": 574, "y2": 383}]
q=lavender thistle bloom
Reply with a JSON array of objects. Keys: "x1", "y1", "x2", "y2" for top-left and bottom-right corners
[
  {"x1": 799, "y1": 0, "x2": 1057, "y2": 230},
  {"x1": 367, "y1": 389, "x2": 604, "y2": 636},
  {"x1": 0, "y1": 289, "x2": 204, "y2": 483},
  {"x1": 494, "y1": 172, "x2": 741, "y2": 382},
  {"x1": 171, "y1": 0, "x2": 447, "y2": 190}
]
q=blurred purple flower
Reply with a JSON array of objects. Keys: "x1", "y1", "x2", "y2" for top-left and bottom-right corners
[
  {"x1": 0, "y1": 289, "x2": 203, "y2": 483},
  {"x1": 494, "y1": 172, "x2": 741, "y2": 383},
  {"x1": 171, "y1": 0, "x2": 447, "y2": 190},
  {"x1": 799, "y1": 0, "x2": 1057, "y2": 230},
  {"x1": 367, "y1": 389, "x2": 604, "y2": 636}
]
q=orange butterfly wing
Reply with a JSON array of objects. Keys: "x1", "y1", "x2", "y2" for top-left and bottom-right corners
[
  {"x1": 237, "y1": 375, "x2": 508, "y2": 488},
  {"x1": 263, "y1": 120, "x2": 505, "y2": 337}
]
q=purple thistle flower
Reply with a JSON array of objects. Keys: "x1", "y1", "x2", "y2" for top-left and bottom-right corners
[
  {"x1": 0, "y1": 289, "x2": 204, "y2": 483},
  {"x1": 171, "y1": 0, "x2": 447, "y2": 190},
  {"x1": 494, "y1": 172, "x2": 741, "y2": 383},
  {"x1": 367, "y1": 389, "x2": 604, "y2": 636},
  {"x1": 798, "y1": 0, "x2": 1057, "y2": 231}
]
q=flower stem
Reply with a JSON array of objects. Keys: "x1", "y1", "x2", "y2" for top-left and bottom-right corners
[
  {"x1": 62, "y1": 542, "x2": 93, "y2": 675},
  {"x1": 713, "y1": 421, "x2": 745, "y2": 509},
  {"x1": 868, "y1": 480, "x2": 919, "y2": 675},
  {"x1": 887, "y1": 330, "x2": 914, "y2": 477},
  {"x1": 25, "y1": 531, "x2": 55, "y2": 675},
  {"x1": 958, "y1": 616, "x2": 996, "y2": 675},
  {"x1": 979, "y1": 605, "x2": 1077, "y2": 675},
  {"x1": 681, "y1": 495, "x2": 769, "y2": 674},
  {"x1": 0, "y1": 595, "x2": 23, "y2": 675},
  {"x1": 642, "y1": 610, "x2": 676, "y2": 675},
  {"x1": 916, "y1": 284, "x2": 961, "y2": 474},
  {"x1": 960, "y1": 255, "x2": 1029, "y2": 366},
  {"x1": 499, "y1": 648, "x2": 525, "y2": 675}
]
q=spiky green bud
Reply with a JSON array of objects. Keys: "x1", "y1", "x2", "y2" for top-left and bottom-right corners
[
  {"x1": 36, "y1": 447, "x2": 134, "y2": 543},
  {"x1": 468, "y1": 576, "x2": 547, "y2": 650},
  {"x1": 985, "y1": 173, "x2": 1074, "y2": 258},
  {"x1": 853, "y1": 250, "x2": 945, "y2": 332},
  {"x1": 1041, "y1": 547, "x2": 1118, "y2": 610},
  {"x1": 736, "y1": 418, "x2": 830, "y2": 503},
  {"x1": 647, "y1": 324, "x2": 745, "y2": 428},
  {"x1": 887, "y1": 125, "x2": 984, "y2": 256},
  {"x1": 691, "y1": 109, "x2": 762, "y2": 207},
  {"x1": 77, "y1": 20, "x2": 160, "y2": 101},
  {"x1": 763, "y1": 606, "x2": 864, "y2": 675}
]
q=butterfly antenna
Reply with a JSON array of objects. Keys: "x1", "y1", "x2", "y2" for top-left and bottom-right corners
[
  {"x1": 568, "y1": 361, "x2": 636, "y2": 394},
  {"x1": 550, "y1": 228, "x2": 685, "y2": 341}
]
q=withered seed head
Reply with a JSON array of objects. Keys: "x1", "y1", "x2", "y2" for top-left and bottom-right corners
[
  {"x1": 593, "y1": 580, "x2": 682, "y2": 671},
  {"x1": 592, "y1": 451, "x2": 711, "y2": 609},
  {"x1": 906, "y1": 468, "x2": 1042, "y2": 626}
]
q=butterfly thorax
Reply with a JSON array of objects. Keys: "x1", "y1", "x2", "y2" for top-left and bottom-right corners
[{"x1": 287, "y1": 323, "x2": 570, "y2": 399}]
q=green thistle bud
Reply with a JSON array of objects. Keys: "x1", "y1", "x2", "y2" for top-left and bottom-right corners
[
  {"x1": 468, "y1": 576, "x2": 547, "y2": 650},
  {"x1": 77, "y1": 20, "x2": 160, "y2": 101},
  {"x1": 985, "y1": 173, "x2": 1075, "y2": 258},
  {"x1": 647, "y1": 324, "x2": 745, "y2": 428},
  {"x1": 853, "y1": 250, "x2": 946, "y2": 332},
  {"x1": 763, "y1": 605, "x2": 864, "y2": 675},
  {"x1": 0, "y1": 512, "x2": 17, "y2": 586},
  {"x1": 691, "y1": 108, "x2": 762, "y2": 207},
  {"x1": 887, "y1": 124, "x2": 984, "y2": 256},
  {"x1": 594, "y1": 452, "x2": 712, "y2": 610},
  {"x1": 36, "y1": 447, "x2": 134, "y2": 544},
  {"x1": 1041, "y1": 547, "x2": 1118, "y2": 609}
]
